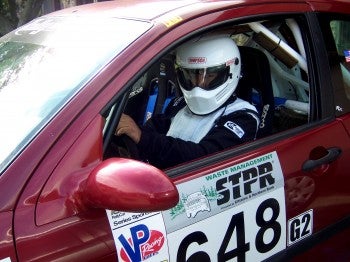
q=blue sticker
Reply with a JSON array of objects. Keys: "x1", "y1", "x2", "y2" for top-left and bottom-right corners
[{"x1": 344, "y1": 50, "x2": 350, "y2": 62}]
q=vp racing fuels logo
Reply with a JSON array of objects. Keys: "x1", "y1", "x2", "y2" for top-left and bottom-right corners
[{"x1": 118, "y1": 224, "x2": 165, "y2": 262}]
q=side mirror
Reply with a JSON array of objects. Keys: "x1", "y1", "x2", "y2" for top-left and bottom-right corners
[{"x1": 84, "y1": 158, "x2": 179, "y2": 212}]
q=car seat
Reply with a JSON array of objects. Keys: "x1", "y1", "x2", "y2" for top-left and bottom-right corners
[{"x1": 236, "y1": 46, "x2": 275, "y2": 138}]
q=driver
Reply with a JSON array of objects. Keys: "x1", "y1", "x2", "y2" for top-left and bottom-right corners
[{"x1": 116, "y1": 35, "x2": 259, "y2": 169}]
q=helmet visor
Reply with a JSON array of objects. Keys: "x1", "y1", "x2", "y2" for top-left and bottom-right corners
[{"x1": 177, "y1": 64, "x2": 230, "y2": 91}]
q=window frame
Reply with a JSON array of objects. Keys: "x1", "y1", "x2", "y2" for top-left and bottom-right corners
[
  {"x1": 315, "y1": 12, "x2": 350, "y2": 117},
  {"x1": 102, "y1": 12, "x2": 331, "y2": 175}
]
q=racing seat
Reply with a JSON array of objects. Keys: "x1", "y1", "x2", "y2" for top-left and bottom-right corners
[
  {"x1": 141, "y1": 54, "x2": 179, "y2": 123},
  {"x1": 153, "y1": 54, "x2": 179, "y2": 115},
  {"x1": 124, "y1": 63, "x2": 159, "y2": 126},
  {"x1": 236, "y1": 46, "x2": 275, "y2": 138},
  {"x1": 124, "y1": 54, "x2": 179, "y2": 126}
]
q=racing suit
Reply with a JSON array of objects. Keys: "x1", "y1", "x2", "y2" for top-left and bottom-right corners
[{"x1": 137, "y1": 96, "x2": 259, "y2": 169}]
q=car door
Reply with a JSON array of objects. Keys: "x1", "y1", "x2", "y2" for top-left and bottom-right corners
[
  {"x1": 288, "y1": 10, "x2": 350, "y2": 262},
  {"x1": 101, "y1": 5, "x2": 350, "y2": 262},
  {"x1": 0, "y1": 212, "x2": 16, "y2": 262}
]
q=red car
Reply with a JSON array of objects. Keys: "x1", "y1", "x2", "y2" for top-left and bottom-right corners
[{"x1": 1, "y1": 0, "x2": 350, "y2": 261}]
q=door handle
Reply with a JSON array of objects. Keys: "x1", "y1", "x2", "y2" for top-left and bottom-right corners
[{"x1": 302, "y1": 147, "x2": 342, "y2": 172}]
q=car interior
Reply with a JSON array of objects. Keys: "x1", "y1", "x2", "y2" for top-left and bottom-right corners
[{"x1": 103, "y1": 17, "x2": 311, "y2": 165}]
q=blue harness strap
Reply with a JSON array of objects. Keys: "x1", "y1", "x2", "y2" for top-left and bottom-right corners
[
  {"x1": 143, "y1": 82, "x2": 159, "y2": 124},
  {"x1": 161, "y1": 83, "x2": 176, "y2": 113}
]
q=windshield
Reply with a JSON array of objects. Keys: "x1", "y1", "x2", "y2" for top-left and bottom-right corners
[{"x1": 0, "y1": 15, "x2": 151, "y2": 173}]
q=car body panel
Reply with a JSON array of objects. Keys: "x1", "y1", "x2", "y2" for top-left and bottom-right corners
[
  {"x1": 0, "y1": 212, "x2": 16, "y2": 261},
  {"x1": 1, "y1": 0, "x2": 350, "y2": 261}
]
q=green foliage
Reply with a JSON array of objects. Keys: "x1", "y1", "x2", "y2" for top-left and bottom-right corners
[
  {"x1": 0, "y1": 0, "x2": 9, "y2": 10},
  {"x1": 0, "y1": 0, "x2": 18, "y2": 36},
  {"x1": 0, "y1": 0, "x2": 11, "y2": 19}
]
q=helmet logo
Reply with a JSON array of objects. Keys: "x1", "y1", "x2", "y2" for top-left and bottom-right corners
[
  {"x1": 226, "y1": 57, "x2": 239, "y2": 66},
  {"x1": 188, "y1": 57, "x2": 207, "y2": 64}
]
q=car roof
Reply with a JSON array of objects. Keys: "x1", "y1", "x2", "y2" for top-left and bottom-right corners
[
  {"x1": 43, "y1": 0, "x2": 295, "y2": 21},
  {"x1": 45, "y1": 0, "x2": 348, "y2": 22},
  {"x1": 46, "y1": 0, "x2": 201, "y2": 21}
]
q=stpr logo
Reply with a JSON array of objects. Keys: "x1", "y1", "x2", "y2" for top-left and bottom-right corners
[{"x1": 118, "y1": 224, "x2": 165, "y2": 261}]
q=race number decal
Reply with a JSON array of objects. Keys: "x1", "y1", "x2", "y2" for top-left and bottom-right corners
[
  {"x1": 167, "y1": 188, "x2": 286, "y2": 261},
  {"x1": 105, "y1": 211, "x2": 169, "y2": 262},
  {"x1": 162, "y1": 151, "x2": 286, "y2": 261}
]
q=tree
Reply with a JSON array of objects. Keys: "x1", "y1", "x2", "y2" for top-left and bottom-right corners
[
  {"x1": 0, "y1": 0, "x2": 96, "y2": 36},
  {"x1": 0, "y1": 0, "x2": 46, "y2": 36}
]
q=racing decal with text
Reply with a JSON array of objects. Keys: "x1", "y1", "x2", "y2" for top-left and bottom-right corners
[
  {"x1": 163, "y1": 151, "x2": 287, "y2": 261},
  {"x1": 167, "y1": 189, "x2": 286, "y2": 261},
  {"x1": 105, "y1": 211, "x2": 169, "y2": 262},
  {"x1": 160, "y1": 15, "x2": 183, "y2": 28},
  {"x1": 106, "y1": 151, "x2": 288, "y2": 261},
  {"x1": 288, "y1": 209, "x2": 313, "y2": 246},
  {"x1": 162, "y1": 151, "x2": 284, "y2": 233}
]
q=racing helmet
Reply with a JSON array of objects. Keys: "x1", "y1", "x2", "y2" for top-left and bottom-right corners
[{"x1": 176, "y1": 35, "x2": 241, "y2": 115}]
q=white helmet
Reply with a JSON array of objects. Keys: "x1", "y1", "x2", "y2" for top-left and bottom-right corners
[{"x1": 176, "y1": 35, "x2": 241, "y2": 115}]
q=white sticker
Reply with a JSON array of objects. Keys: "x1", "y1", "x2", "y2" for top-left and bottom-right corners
[
  {"x1": 184, "y1": 191, "x2": 211, "y2": 218},
  {"x1": 162, "y1": 151, "x2": 286, "y2": 261},
  {"x1": 106, "y1": 211, "x2": 169, "y2": 262},
  {"x1": 167, "y1": 188, "x2": 286, "y2": 261}
]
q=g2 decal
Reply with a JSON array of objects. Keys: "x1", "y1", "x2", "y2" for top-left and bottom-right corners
[{"x1": 288, "y1": 209, "x2": 313, "y2": 246}]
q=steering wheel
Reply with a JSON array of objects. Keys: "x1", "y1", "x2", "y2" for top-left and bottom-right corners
[{"x1": 105, "y1": 134, "x2": 140, "y2": 160}]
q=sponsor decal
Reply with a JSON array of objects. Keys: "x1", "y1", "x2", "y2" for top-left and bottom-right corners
[
  {"x1": 163, "y1": 152, "x2": 284, "y2": 233},
  {"x1": 183, "y1": 191, "x2": 210, "y2": 218},
  {"x1": 165, "y1": 152, "x2": 286, "y2": 261},
  {"x1": 344, "y1": 50, "x2": 350, "y2": 63},
  {"x1": 259, "y1": 104, "x2": 270, "y2": 128},
  {"x1": 215, "y1": 161, "x2": 275, "y2": 207},
  {"x1": 336, "y1": 105, "x2": 343, "y2": 112},
  {"x1": 119, "y1": 226, "x2": 165, "y2": 261},
  {"x1": 161, "y1": 15, "x2": 183, "y2": 28},
  {"x1": 106, "y1": 211, "x2": 170, "y2": 261},
  {"x1": 226, "y1": 58, "x2": 236, "y2": 66},
  {"x1": 169, "y1": 186, "x2": 218, "y2": 221},
  {"x1": 224, "y1": 121, "x2": 245, "y2": 138},
  {"x1": 187, "y1": 57, "x2": 207, "y2": 64}
]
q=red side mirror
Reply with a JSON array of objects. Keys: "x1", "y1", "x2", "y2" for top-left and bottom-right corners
[{"x1": 85, "y1": 158, "x2": 179, "y2": 212}]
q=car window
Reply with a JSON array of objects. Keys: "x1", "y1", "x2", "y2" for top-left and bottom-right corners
[
  {"x1": 104, "y1": 16, "x2": 312, "y2": 170},
  {"x1": 317, "y1": 15, "x2": 350, "y2": 116},
  {"x1": 331, "y1": 20, "x2": 350, "y2": 113}
]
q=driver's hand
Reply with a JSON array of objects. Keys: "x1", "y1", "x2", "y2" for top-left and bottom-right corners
[{"x1": 115, "y1": 113, "x2": 141, "y2": 144}]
